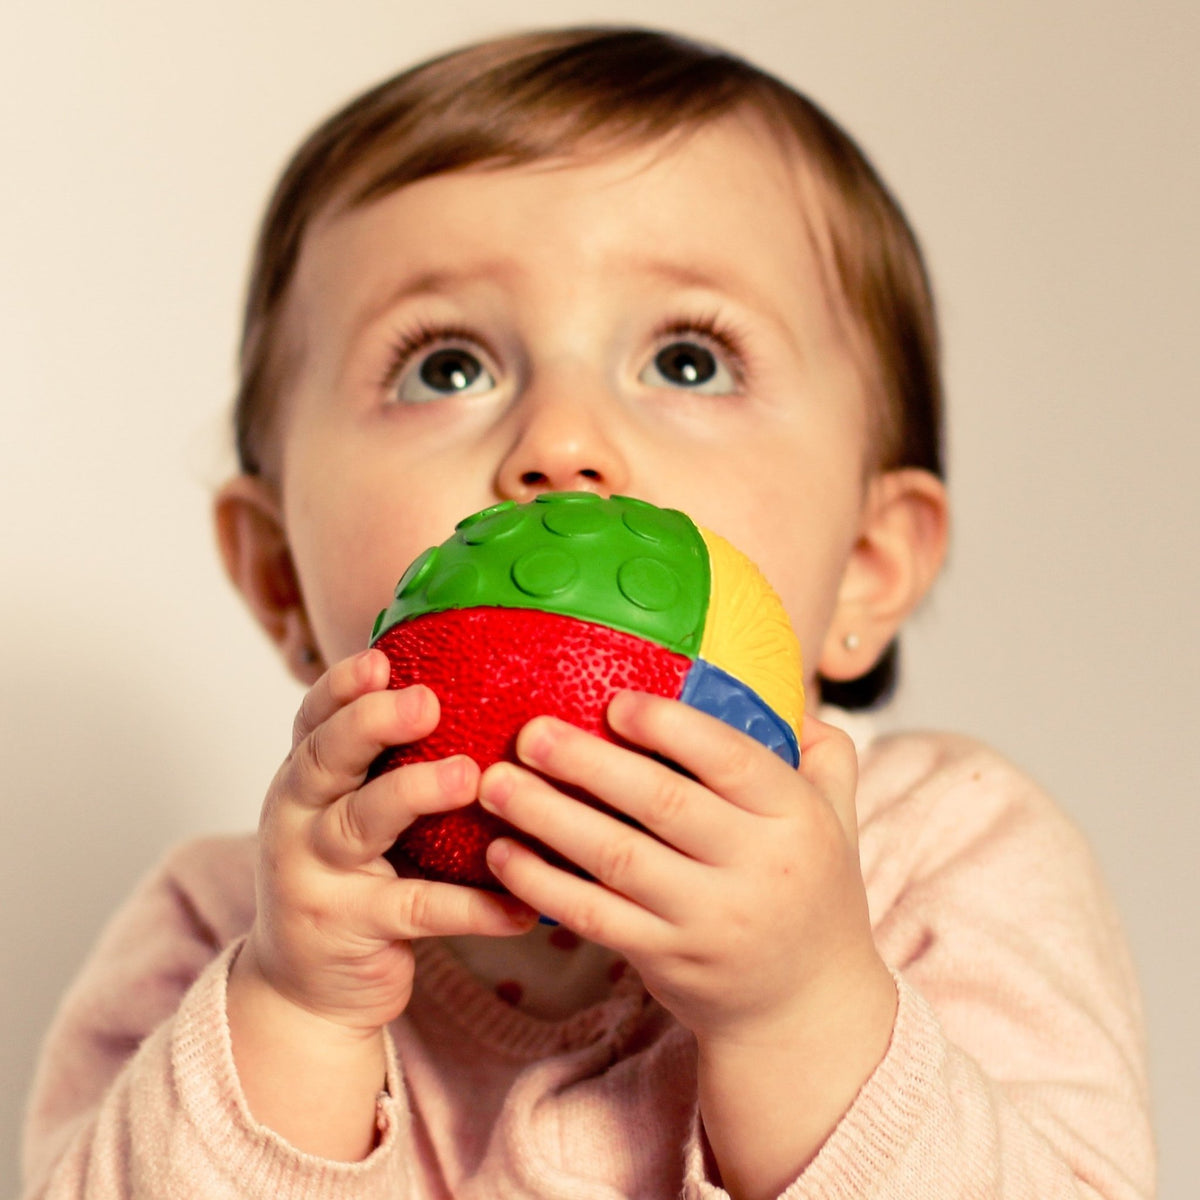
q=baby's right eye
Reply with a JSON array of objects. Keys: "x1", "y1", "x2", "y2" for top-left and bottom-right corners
[
  {"x1": 384, "y1": 324, "x2": 498, "y2": 404},
  {"x1": 393, "y1": 346, "x2": 496, "y2": 404}
]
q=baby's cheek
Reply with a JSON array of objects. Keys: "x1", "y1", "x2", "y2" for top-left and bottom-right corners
[{"x1": 287, "y1": 521, "x2": 405, "y2": 663}]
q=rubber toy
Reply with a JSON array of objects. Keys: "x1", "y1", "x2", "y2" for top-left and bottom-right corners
[{"x1": 369, "y1": 492, "x2": 804, "y2": 890}]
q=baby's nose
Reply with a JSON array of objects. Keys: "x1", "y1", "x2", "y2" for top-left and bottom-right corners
[{"x1": 495, "y1": 392, "x2": 631, "y2": 500}]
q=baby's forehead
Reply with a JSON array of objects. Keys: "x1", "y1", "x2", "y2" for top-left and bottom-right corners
[
  {"x1": 308, "y1": 114, "x2": 836, "y2": 294},
  {"x1": 322, "y1": 106, "x2": 819, "y2": 231},
  {"x1": 294, "y1": 118, "x2": 843, "y2": 341}
]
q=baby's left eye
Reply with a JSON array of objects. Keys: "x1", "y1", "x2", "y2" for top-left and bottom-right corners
[{"x1": 639, "y1": 340, "x2": 738, "y2": 395}]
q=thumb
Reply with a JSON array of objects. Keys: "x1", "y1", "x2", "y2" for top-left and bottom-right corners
[{"x1": 798, "y1": 712, "x2": 860, "y2": 849}]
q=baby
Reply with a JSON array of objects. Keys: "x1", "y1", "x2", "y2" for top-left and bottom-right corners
[{"x1": 22, "y1": 26, "x2": 1154, "y2": 1200}]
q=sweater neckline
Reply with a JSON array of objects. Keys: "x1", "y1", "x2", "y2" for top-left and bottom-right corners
[{"x1": 409, "y1": 937, "x2": 657, "y2": 1062}]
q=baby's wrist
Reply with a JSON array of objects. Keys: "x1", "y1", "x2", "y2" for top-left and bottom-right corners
[
  {"x1": 694, "y1": 953, "x2": 898, "y2": 1196},
  {"x1": 227, "y1": 940, "x2": 389, "y2": 1160},
  {"x1": 696, "y1": 948, "x2": 896, "y2": 1064},
  {"x1": 229, "y1": 936, "x2": 388, "y2": 1049}
]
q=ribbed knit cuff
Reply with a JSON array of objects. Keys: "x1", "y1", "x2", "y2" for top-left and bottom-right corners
[
  {"x1": 683, "y1": 972, "x2": 944, "y2": 1199},
  {"x1": 170, "y1": 939, "x2": 415, "y2": 1199}
]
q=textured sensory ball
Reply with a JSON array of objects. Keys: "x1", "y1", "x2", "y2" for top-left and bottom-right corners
[{"x1": 369, "y1": 492, "x2": 804, "y2": 890}]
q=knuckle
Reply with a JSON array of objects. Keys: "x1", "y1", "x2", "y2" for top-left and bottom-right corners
[
  {"x1": 291, "y1": 663, "x2": 347, "y2": 749},
  {"x1": 596, "y1": 831, "x2": 639, "y2": 891},
  {"x1": 291, "y1": 700, "x2": 313, "y2": 749},
  {"x1": 397, "y1": 882, "x2": 435, "y2": 933},
  {"x1": 302, "y1": 722, "x2": 334, "y2": 786},
  {"x1": 331, "y1": 794, "x2": 369, "y2": 857},
  {"x1": 562, "y1": 899, "x2": 603, "y2": 944},
  {"x1": 718, "y1": 735, "x2": 759, "y2": 785},
  {"x1": 645, "y1": 773, "x2": 690, "y2": 830}
]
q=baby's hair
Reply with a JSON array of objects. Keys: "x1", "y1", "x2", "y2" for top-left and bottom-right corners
[{"x1": 232, "y1": 25, "x2": 944, "y2": 707}]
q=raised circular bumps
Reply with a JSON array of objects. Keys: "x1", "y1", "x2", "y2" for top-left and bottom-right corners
[
  {"x1": 369, "y1": 492, "x2": 804, "y2": 890},
  {"x1": 374, "y1": 492, "x2": 710, "y2": 657}
]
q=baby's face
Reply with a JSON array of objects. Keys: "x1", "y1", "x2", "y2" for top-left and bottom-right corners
[{"x1": 272, "y1": 114, "x2": 874, "y2": 689}]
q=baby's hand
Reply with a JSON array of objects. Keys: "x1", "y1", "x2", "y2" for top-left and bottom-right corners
[
  {"x1": 239, "y1": 647, "x2": 537, "y2": 1034},
  {"x1": 226, "y1": 649, "x2": 535, "y2": 1160},
  {"x1": 477, "y1": 693, "x2": 896, "y2": 1192},
  {"x1": 477, "y1": 692, "x2": 888, "y2": 1043}
]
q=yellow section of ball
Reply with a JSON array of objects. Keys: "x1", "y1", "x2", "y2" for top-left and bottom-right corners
[{"x1": 697, "y1": 527, "x2": 805, "y2": 739}]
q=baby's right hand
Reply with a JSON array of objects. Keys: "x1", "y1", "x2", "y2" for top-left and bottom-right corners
[{"x1": 238, "y1": 647, "x2": 537, "y2": 1035}]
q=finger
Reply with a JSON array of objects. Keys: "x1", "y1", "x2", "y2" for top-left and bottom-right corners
[
  {"x1": 364, "y1": 874, "x2": 539, "y2": 941},
  {"x1": 506, "y1": 716, "x2": 738, "y2": 865},
  {"x1": 605, "y1": 691, "x2": 800, "y2": 817},
  {"x1": 313, "y1": 754, "x2": 480, "y2": 869},
  {"x1": 485, "y1": 836, "x2": 669, "y2": 953},
  {"x1": 479, "y1": 761, "x2": 699, "y2": 919},
  {"x1": 283, "y1": 684, "x2": 440, "y2": 809},
  {"x1": 292, "y1": 649, "x2": 390, "y2": 749},
  {"x1": 797, "y1": 713, "x2": 860, "y2": 845}
]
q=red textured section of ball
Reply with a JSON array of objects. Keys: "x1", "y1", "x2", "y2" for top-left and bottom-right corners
[{"x1": 370, "y1": 606, "x2": 692, "y2": 889}]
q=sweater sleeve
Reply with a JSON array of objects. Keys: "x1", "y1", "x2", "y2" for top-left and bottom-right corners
[
  {"x1": 682, "y1": 734, "x2": 1155, "y2": 1200},
  {"x1": 20, "y1": 837, "x2": 418, "y2": 1200}
]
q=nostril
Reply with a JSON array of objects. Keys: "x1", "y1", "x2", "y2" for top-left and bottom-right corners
[{"x1": 520, "y1": 469, "x2": 601, "y2": 487}]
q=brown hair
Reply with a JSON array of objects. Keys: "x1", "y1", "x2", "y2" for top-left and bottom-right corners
[{"x1": 232, "y1": 25, "x2": 944, "y2": 705}]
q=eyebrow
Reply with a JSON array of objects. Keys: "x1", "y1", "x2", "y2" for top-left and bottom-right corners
[
  {"x1": 627, "y1": 258, "x2": 734, "y2": 292},
  {"x1": 358, "y1": 255, "x2": 766, "y2": 333},
  {"x1": 628, "y1": 257, "x2": 801, "y2": 346},
  {"x1": 360, "y1": 263, "x2": 519, "y2": 321},
  {"x1": 614, "y1": 257, "x2": 785, "y2": 325}
]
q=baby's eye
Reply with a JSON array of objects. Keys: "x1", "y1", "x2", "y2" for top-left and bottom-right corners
[
  {"x1": 393, "y1": 345, "x2": 496, "y2": 404},
  {"x1": 639, "y1": 339, "x2": 738, "y2": 396}
]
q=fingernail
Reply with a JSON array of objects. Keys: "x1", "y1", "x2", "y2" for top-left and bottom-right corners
[
  {"x1": 479, "y1": 766, "x2": 514, "y2": 812},
  {"x1": 519, "y1": 716, "x2": 560, "y2": 765},
  {"x1": 368, "y1": 648, "x2": 390, "y2": 681},
  {"x1": 396, "y1": 685, "x2": 429, "y2": 723},
  {"x1": 438, "y1": 756, "x2": 469, "y2": 792},
  {"x1": 487, "y1": 839, "x2": 513, "y2": 868},
  {"x1": 497, "y1": 894, "x2": 537, "y2": 926}
]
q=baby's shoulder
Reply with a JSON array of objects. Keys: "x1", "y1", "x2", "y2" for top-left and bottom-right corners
[
  {"x1": 858, "y1": 726, "x2": 1051, "y2": 812},
  {"x1": 154, "y1": 832, "x2": 258, "y2": 941},
  {"x1": 156, "y1": 830, "x2": 257, "y2": 880},
  {"x1": 854, "y1": 727, "x2": 1093, "y2": 878},
  {"x1": 98, "y1": 832, "x2": 259, "y2": 956},
  {"x1": 48, "y1": 834, "x2": 258, "y2": 1041}
]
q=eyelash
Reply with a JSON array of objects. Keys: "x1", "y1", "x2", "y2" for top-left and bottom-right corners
[
  {"x1": 648, "y1": 311, "x2": 751, "y2": 389},
  {"x1": 378, "y1": 319, "x2": 490, "y2": 393},
  {"x1": 377, "y1": 310, "x2": 752, "y2": 395}
]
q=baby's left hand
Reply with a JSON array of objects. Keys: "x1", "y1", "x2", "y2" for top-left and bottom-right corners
[{"x1": 477, "y1": 690, "x2": 883, "y2": 1044}]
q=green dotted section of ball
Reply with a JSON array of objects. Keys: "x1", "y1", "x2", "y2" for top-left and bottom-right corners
[{"x1": 370, "y1": 493, "x2": 712, "y2": 656}]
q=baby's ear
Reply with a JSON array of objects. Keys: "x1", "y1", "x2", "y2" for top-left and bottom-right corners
[
  {"x1": 213, "y1": 475, "x2": 324, "y2": 684},
  {"x1": 818, "y1": 468, "x2": 948, "y2": 683}
]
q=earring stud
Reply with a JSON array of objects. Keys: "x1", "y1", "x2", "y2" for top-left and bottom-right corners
[
  {"x1": 300, "y1": 646, "x2": 318, "y2": 666},
  {"x1": 843, "y1": 632, "x2": 861, "y2": 652}
]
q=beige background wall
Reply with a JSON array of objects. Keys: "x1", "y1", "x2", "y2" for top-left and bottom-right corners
[{"x1": 2, "y1": 1, "x2": 1196, "y2": 1194}]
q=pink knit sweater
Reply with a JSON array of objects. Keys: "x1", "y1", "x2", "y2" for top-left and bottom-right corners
[{"x1": 21, "y1": 727, "x2": 1155, "y2": 1198}]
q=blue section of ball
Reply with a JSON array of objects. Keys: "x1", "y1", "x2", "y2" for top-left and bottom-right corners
[{"x1": 680, "y1": 660, "x2": 800, "y2": 767}]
